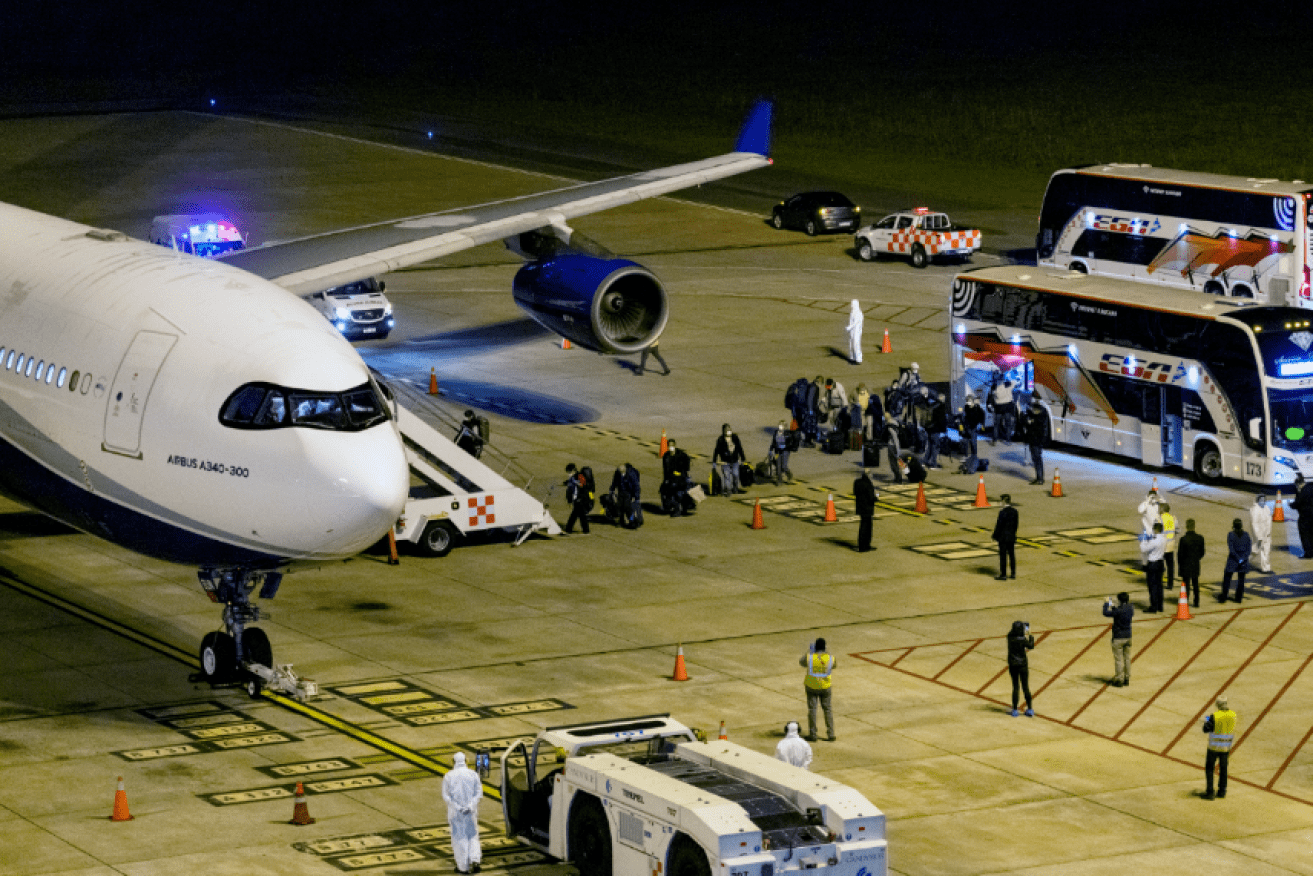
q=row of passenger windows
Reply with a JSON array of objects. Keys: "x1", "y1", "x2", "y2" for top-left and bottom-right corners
[
  {"x1": 220, "y1": 381, "x2": 390, "y2": 432},
  {"x1": 0, "y1": 346, "x2": 91, "y2": 394}
]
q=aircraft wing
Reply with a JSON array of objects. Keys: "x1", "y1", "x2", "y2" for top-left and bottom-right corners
[{"x1": 220, "y1": 102, "x2": 772, "y2": 296}]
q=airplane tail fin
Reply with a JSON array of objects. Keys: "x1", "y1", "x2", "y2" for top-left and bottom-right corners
[{"x1": 735, "y1": 100, "x2": 773, "y2": 156}]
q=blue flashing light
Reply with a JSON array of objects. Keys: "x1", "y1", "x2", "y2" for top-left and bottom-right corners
[
  {"x1": 1010, "y1": 333, "x2": 1021, "y2": 344},
  {"x1": 427, "y1": 131, "x2": 433, "y2": 139},
  {"x1": 209, "y1": 99, "x2": 216, "y2": 107},
  {"x1": 1067, "y1": 344, "x2": 1077, "y2": 359},
  {"x1": 1278, "y1": 361, "x2": 1313, "y2": 377},
  {"x1": 1187, "y1": 365, "x2": 1199, "y2": 385}
]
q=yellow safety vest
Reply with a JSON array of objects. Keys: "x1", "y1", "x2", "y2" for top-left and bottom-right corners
[
  {"x1": 1160, "y1": 512, "x2": 1177, "y2": 549},
  {"x1": 1208, "y1": 709, "x2": 1237, "y2": 752},
  {"x1": 804, "y1": 653, "x2": 834, "y2": 690}
]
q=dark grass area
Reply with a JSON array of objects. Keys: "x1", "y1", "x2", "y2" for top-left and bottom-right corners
[{"x1": 4, "y1": 4, "x2": 1312, "y2": 211}]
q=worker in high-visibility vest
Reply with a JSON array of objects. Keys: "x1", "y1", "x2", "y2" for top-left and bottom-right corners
[
  {"x1": 799, "y1": 638, "x2": 836, "y2": 742},
  {"x1": 1202, "y1": 695, "x2": 1238, "y2": 800}
]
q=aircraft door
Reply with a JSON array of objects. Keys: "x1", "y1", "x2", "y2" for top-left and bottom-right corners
[{"x1": 103, "y1": 330, "x2": 177, "y2": 458}]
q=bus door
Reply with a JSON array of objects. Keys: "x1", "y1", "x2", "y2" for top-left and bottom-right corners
[{"x1": 1139, "y1": 384, "x2": 1183, "y2": 468}]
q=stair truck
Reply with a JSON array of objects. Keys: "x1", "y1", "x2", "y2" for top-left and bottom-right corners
[
  {"x1": 500, "y1": 714, "x2": 887, "y2": 876},
  {"x1": 385, "y1": 380, "x2": 560, "y2": 556}
]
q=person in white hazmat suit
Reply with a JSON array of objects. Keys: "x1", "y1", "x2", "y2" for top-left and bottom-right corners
[
  {"x1": 443, "y1": 752, "x2": 484, "y2": 873},
  {"x1": 846, "y1": 299, "x2": 864, "y2": 364},
  {"x1": 775, "y1": 721, "x2": 813, "y2": 770},
  {"x1": 1250, "y1": 494, "x2": 1273, "y2": 573},
  {"x1": 1137, "y1": 489, "x2": 1162, "y2": 536}
]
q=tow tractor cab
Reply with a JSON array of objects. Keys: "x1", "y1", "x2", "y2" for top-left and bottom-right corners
[
  {"x1": 149, "y1": 214, "x2": 246, "y2": 258},
  {"x1": 501, "y1": 714, "x2": 887, "y2": 876},
  {"x1": 302, "y1": 277, "x2": 395, "y2": 341}
]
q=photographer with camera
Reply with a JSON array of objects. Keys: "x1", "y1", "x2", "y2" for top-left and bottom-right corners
[
  {"x1": 1102, "y1": 592, "x2": 1134, "y2": 687},
  {"x1": 1006, "y1": 620, "x2": 1036, "y2": 717}
]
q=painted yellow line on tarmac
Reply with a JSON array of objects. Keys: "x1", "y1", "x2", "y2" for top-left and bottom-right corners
[{"x1": 0, "y1": 571, "x2": 502, "y2": 800}]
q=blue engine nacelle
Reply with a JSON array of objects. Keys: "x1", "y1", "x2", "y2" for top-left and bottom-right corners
[{"x1": 512, "y1": 254, "x2": 668, "y2": 355}]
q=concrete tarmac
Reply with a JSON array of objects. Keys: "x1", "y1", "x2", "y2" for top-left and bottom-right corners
[{"x1": 0, "y1": 112, "x2": 1311, "y2": 875}]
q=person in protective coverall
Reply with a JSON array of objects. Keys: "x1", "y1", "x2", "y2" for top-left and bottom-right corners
[
  {"x1": 845, "y1": 299, "x2": 864, "y2": 364},
  {"x1": 443, "y1": 752, "x2": 484, "y2": 874},
  {"x1": 775, "y1": 721, "x2": 813, "y2": 769}
]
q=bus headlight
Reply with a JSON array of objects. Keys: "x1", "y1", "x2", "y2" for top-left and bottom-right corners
[{"x1": 1274, "y1": 455, "x2": 1299, "y2": 471}]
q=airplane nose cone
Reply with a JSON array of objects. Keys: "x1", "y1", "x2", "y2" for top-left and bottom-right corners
[{"x1": 296, "y1": 427, "x2": 408, "y2": 556}]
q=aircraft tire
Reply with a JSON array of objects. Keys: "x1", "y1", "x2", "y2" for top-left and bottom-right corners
[{"x1": 200, "y1": 631, "x2": 237, "y2": 682}]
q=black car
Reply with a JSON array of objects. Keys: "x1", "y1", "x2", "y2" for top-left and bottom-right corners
[{"x1": 770, "y1": 191, "x2": 861, "y2": 236}]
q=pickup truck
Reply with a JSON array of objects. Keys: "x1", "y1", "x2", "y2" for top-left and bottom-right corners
[
  {"x1": 854, "y1": 208, "x2": 981, "y2": 268},
  {"x1": 500, "y1": 714, "x2": 887, "y2": 876}
]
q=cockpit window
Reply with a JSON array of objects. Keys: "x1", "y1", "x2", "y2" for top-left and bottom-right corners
[{"x1": 219, "y1": 381, "x2": 389, "y2": 431}]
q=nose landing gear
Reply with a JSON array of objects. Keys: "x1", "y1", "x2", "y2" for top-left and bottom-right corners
[{"x1": 195, "y1": 569, "x2": 318, "y2": 701}]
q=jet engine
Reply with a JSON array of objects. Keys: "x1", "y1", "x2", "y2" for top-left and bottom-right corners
[{"x1": 512, "y1": 254, "x2": 668, "y2": 355}]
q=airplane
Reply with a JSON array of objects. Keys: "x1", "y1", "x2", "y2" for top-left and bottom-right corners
[{"x1": 0, "y1": 101, "x2": 772, "y2": 691}]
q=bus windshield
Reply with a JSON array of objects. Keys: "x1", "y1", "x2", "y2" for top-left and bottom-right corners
[{"x1": 1268, "y1": 387, "x2": 1313, "y2": 452}]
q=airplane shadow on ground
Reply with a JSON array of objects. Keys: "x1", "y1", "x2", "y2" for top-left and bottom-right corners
[{"x1": 0, "y1": 511, "x2": 78, "y2": 540}]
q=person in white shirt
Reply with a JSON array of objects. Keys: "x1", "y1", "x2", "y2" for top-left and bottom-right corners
[
  {"x1": 1140, "y1": 522, "x2": 1167, "y2": 612},
  {"x1": 775, "y1": 721, "x2": 813, "y2": 769},
  {"x1": 1250, "y1": 494, "x2": 1273, "y2": 573}
]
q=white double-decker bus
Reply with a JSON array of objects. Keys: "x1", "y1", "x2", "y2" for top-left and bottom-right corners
[
  {"x1": 950, "y1": 266, "x2": 1313, "y2": 486},
  {"x1": 1036, "y1": 165, "x2": 1313, "y2": 305}
]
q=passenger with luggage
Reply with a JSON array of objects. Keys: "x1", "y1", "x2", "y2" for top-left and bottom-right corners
[
  {"x1": 803, "y1": 376, "x2": 824, "y2": 445},
  {"x1": 767, "y1": 421, "x2": 797, "y2": 485},
  {"x1": 990, "y1": 379, "x2": 1017, "y2": 444},
  {"x1": 962, "y1": 393, "x2": 985, "y2": 459},
  {"x1": 455, "y1": 410, "x2": 486, "y2": 458},
  {"x1": 661, "y1": 440, "x2": 696, "y2": 517},
  {"x1": 605, "y1": 463, "x2": 643, "y2": 529},
  {"x1": 924, "y1": 392, "x2": 948, "y2": 469},
  {"x1": 820, "y1": 378, "x2": 848, "y2": 431},
  {"x1": 563, "y1": 463, "x2": 595, "y2": 534},
  {"x1": 712, "y1": 424, "x2": 747, "y2": 496}
]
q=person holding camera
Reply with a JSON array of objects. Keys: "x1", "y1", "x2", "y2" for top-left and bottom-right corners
[
  {"x1": 1102, "y1": 592, "x2": 1134, "y2": 687},
  {"x1": 1006, "y1": 620, "x2": 1036, "y2": 717}
]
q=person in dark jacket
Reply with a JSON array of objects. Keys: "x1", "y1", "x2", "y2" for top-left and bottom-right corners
[
  {"x1": 787, "y1": 377, "x2": 810, "y2": 432},
  {"x1": 803, "y1": 377, "x2": 823, "y2": 445},
  {"x1": 962, "y1": 394, "x2": 986, "y2": 459},
  {"x1": 1006, "y1": 620, "x2": 1036, "y2": 717},
  {"x1": 1177, "y1": 519, "x2": 1207, "y2": 607},
  {"x1": 609, "y1": 463, "x2": 643, "y2": 528},
  {"x1": 992, "y1": 494, "x2": 1018, "y2": 579},
  {"x1": 924, "y1": 392, "x2": 948, "y2": 468},
  {"x1": 1294, "y1": 474, "x2": 1313, "y2": 558},
  {"x1": 455, "y1": 410, "x2": 484, "y2": 457},
  {"x1": 563, "y1": 463, "x2": 593, "y2": 534},
  {"x1": 902, "y1": 452, "x2": 927, "y2": 484},
  {"x1": 853, "y1": 470, "x2": 878, "y2": 553},
  {"x1": 661, "y1": 441, "x2": 693, "y2": 517},
  {"x1": 1102, "y1": 592, "x2": 1134, "y2": 686},
  {"x1": 712, "y1": 424, "x2": 746, "y2": 496},
  {"x1": 1221, "y1": 518, "x2": 1252, "y2": 602},
  {"x1": 864, "y1": 392, "x2": 884, "y2": 443},
  {"x1": 1022, "y1": 400, "x2": 1050, "y2": 485}
]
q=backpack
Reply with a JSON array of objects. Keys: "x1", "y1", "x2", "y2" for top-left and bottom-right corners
[
  {"x1": 477, "y1": 416, "x2": 491, "y2": 444},
  {"x1": 579, "y1": 466, "x2": 597, "y2": 508}
]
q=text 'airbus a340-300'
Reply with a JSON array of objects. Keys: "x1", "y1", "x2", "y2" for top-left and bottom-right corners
[{"x1": 0, "y1": 102, "x2": 772, "y2": 696}]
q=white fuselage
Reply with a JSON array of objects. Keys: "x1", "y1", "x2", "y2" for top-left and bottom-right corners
[{"x1": 0, "y1": 202, "x2": 408, "y2": 569}]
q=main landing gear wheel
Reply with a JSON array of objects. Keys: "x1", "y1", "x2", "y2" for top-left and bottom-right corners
[{"x1": 199, "y1": 632, "x2": 236, "y2": 683}]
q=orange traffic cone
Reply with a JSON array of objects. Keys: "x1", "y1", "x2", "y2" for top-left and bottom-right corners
[
  {"x1": 790, "y1": 418, "x2": 798, "y2": 431},
  {"x1": 914, "y1": 481, "x2": 928, "y2": 514},
  {"x1": 880, "y1": 329, "x2": 891, "y2": 353},
  {"x1": 659, "y1": 429, "x2": 668, "y2": 456},
  {"x1": 561, "y1": 337, "x2": 571, "y2": 350},
  {"x1": 717, "y1": 721, "x2": 728, "y2": 740},
  {"x1": 289, "y1": 782, "x2": 316, "y2": 825},
  {"x1": 1173, "y1": 580, "x2": 1193, "y2": 620},
  {"x1": 1274, "y1": 491, "x2": 1286, "y2": 522},
  {"x1": 672, "y1": 644, "x2": 689, "y2": 681},
  {"x1": 1050, "y1": 468, "x2": 1064, "y2": 498},
  {"x1": 823, "y1": 494, "x2": 838, "y2": 523},
  {"x1": 973, "y1": 475, "x2": 990, "y2": 508},
  {"x1": 1151, "y1": 476, "x2": 1158, "y2": 492},
  {"x1": 110, "y1": 776, "x2": 133, "y2": 822},
  {"x1": 428, "y1": 368, "x2": 438, "y2": 395},
  {"x1": 750, "y1": 500, "x2": 766, "y2": 530}
]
